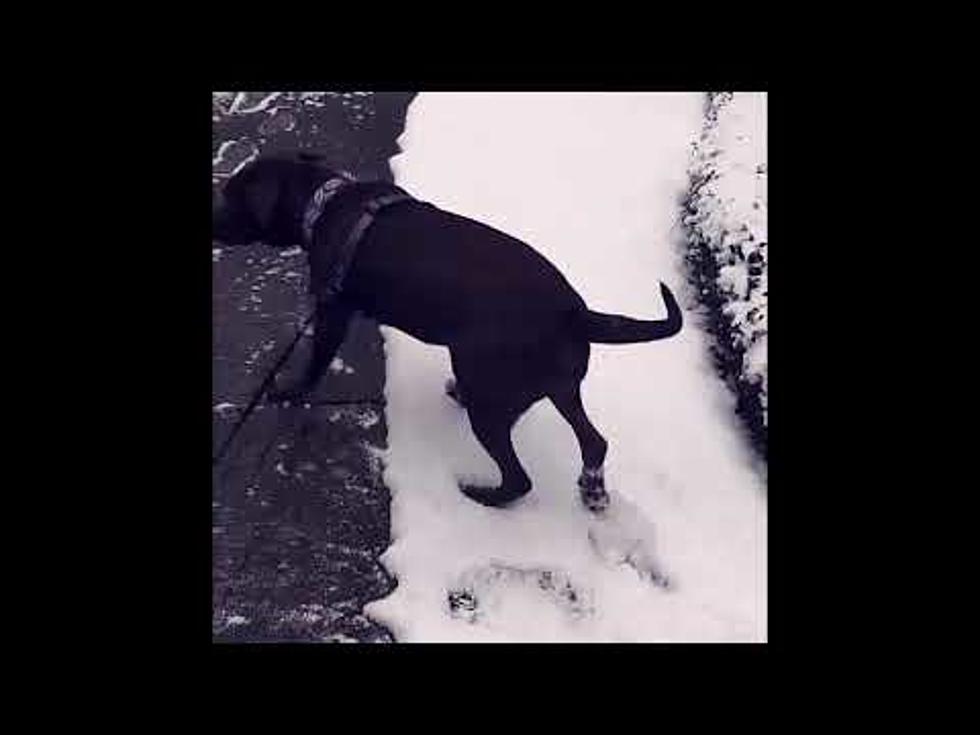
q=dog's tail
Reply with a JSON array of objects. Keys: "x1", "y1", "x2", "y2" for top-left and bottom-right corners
[{"x1": 582, "y1": 282, "x2": 683, "y2": 344}]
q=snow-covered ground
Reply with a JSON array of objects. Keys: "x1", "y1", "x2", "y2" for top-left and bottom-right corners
[{"x1": 365, "y1": 93, "x2": 767, "y2": 642}]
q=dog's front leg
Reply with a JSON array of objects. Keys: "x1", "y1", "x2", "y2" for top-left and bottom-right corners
[{"x1": 267, "y1": 297, "x2": 354, "y2": 404}]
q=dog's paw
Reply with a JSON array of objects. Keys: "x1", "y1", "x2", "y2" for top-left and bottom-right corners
[
  {"x1": 578, "y1": 467, "x2": 610, "y2": 514},
  {"x1": 459, "y1": 483, "x2": 528, "y2": 508}
]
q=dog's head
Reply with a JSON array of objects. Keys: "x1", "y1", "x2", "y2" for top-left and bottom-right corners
[{"x1": 212, "y1": 153, "x2": 348, "y2": 248}]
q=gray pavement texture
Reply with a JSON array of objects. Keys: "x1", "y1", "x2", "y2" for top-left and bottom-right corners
[{"x1": 212, "y1": 92, "x2": 415, "y2": 642}]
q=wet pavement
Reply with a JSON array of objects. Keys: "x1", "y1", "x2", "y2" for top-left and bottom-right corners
[{"x1": 211, "y1": 92, "x2": 414, "y2": 642}]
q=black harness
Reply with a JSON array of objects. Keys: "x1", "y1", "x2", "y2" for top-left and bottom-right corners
[{"x1": 302, "y1": 176, "x2": 413, "y2": 302}]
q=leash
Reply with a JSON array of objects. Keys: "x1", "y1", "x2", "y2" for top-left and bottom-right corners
[
  {"x1": 212, "y1": 310, "x2": 316, "y2": 467},
  {"x1": 211, "y1": 311, "x2": 388, "y2": 469}
]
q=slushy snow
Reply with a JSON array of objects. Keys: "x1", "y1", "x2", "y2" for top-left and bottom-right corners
[{"x1": 365, "y1": 92, "x2": 767, "y2": 642}]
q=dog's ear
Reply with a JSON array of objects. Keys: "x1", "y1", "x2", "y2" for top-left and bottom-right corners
[{"x1": 245, "y1": 175, "x2": 280, "y2": 231}]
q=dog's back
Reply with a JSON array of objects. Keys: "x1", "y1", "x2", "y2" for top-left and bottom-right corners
[{"x1": 344, "y1": 201, "x2": 588, "y2": 348}]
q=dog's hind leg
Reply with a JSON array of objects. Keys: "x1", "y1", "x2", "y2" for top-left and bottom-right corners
[
  {"x1": 549, "y1": 383, "x2": 610, "y2": 513},
  {"x1": 450, "y1": 341, "x2": 539, "y2": 507},
  {"x1": 459, "y1": 401, "x2": 533, "y2": 508}
]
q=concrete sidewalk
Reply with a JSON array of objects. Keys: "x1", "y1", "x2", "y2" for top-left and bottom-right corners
[{"x1": 211, "y1": 92, "x2": 414, "y2": 642}]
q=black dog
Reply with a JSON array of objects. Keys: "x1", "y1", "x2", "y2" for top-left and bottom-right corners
[{"x1": 213, "y1": 154, "x2": 682, "y2": 511}]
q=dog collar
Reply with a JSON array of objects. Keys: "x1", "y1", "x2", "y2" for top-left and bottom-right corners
[{"x1": 302, "y1": 172, "x2": 354, "y2": 247}]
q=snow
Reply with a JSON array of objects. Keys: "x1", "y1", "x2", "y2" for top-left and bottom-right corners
[
  {"x1": 329, "y1": 357, "x2": 356, "y2": 375},
  {"x1": 228, "y1": 92, "x2": 282, "y2": 115},
  {"x1": 211, "y1": 138, "x2": 259, "y2": 179},
  {"x1": 684, "y1": 93, "x2": 768, "y2": 431},
  {"x1": 363, "y1": 93, "x2": 767, "y2": 642},
  {"x1": 326, "y1": 406, "x2": 380, "y2": 430},
  {"x1": 211, "y1": 140, "x2": 234, "y2": 168},
  {"x1": 212, "y1": 402, "x2": 238, "y2": 416}
]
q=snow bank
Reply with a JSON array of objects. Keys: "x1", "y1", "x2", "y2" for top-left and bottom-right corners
[
  {"x1": 682, "y1": 92, "x2": 768, "y2": 458},
  {"x1": 366, "y1": 93, "x2": 767, "y2": 642}
]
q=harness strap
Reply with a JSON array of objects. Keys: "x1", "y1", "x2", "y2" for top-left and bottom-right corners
[
  {"x1": 316, "y1": 190, "x2": 413, "y2": 302},
  {"x1": 301, "y1": 174, "x2": 353, "y2": 246}
]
